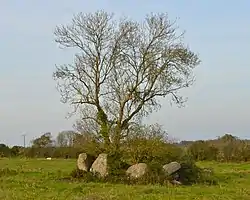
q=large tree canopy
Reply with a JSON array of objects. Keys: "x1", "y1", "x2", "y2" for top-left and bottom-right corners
[
  {"x1": 32, "y1": 132, "x2": 54, "y2": 148},
  {"x1": 53, "y1": 10, "x2": 200, "y2": 148}
]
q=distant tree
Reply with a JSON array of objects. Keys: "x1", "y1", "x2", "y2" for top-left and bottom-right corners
[
  {"x1": 53, "y1": 10, "x2": 200, "y2": 149},
  {"x1": 71, "y1": 132, "x2": 102, "y2": 156},
  {"x1": 179, "y1": 140, "x2": 194, "y2": 146},
  {"x1": 11, "y1": 146, "x2": 23, "y2": 157},
  {"x1": 31, "y1": 132, "x2": 54, "y2": 148},
  {"x1": 0, "y1": 143, "x2": 8, "y2": 148},
  {"x1": 219, "y1": 134, "x2": 238, "y2": 142},
  {"x1": 0, "y1": 143, "x2": 10, "y2": 157},
  {"x1": 56, "y1": 131, "x2": 67, "y2": 147},
  {"x1": 56, "y1": 130, "x2": 78, "y2": 147}
]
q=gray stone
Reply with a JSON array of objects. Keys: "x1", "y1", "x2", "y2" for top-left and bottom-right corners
[
  {"x1": 163, "y1": 161, "x2": 181, "y2": 175},
  {"x1": 126, "y1": 163, "x2": 148, "y2": 178},
  {"x1": 90, "y1": 153, "x2": 108, "y2": 177},
  {"x1": 77, "y1": 153, "x2": 94, "y2": 172}
]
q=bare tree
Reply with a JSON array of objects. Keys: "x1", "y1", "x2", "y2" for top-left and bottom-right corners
[
  {"x1": 56, "y1": 130, "x2": 78, "y2": 147},
  {"x1": 53, "y1": 10, "x2": 200, "y2": 149}
]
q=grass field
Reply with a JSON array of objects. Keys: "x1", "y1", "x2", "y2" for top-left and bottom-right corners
[{"x1": 0, "y1": 159, "x2": 250, "y2": 200}]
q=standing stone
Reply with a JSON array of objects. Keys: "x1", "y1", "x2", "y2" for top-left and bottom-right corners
[
  {"x1": 163, "y1": 161, "x2": 181, "y2": 175},
  {"x1": 90, "y1": 153, "x2": 108, "y2": 177},
  {"x1": 77, "y1": 153, "x2": 94, "y2": 172},
  {"x1": 126, "y1": 163, "x2": 148, "y2": 178}
]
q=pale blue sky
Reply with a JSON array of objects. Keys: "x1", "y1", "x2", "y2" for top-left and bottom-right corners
[{"x1": 0, "y1": 0, "x2": 249, "y2": 146}]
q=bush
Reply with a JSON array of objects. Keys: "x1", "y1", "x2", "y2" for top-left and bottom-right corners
[
  {"x1": 177, "y1": 155, "x2": 218, "y2": 185},
  {"x1": 222, "y1": 141, "x2": 250, "y2": 162},
  {"x1": 187, "y1": 140, "x2": 219, "y2": 161},
  {"x1": 239, "y1": 142, "x2": 250, "y2": 161},
  {"x1": 106, "y1": 150, "x2": 130, "y2": 176},
  {"x1": 123, "y1": 139, "x2": 182, "y2": 165},
  {"x1": 121, "y1": 124, "x2": 183, "y2": 166}
]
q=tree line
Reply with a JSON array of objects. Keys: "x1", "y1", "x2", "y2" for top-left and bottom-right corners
[
  {"x1": 1, "y1": 131, "x2": 250, "y2": 162},
  {"x1": 184, "y1": 134, "x2": 250, "y2": 162},
  {"x1": 0, "y1": 130, "x2": 100, "y2": 158}
]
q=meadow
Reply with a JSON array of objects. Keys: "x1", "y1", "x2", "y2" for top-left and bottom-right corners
[{"x1": 0, "y1": 158, "x2": 250, "y2": 200}]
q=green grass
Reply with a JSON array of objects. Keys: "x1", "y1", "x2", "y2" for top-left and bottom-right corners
[{"x1": 0, "y1": 158, "x2": 250, "y2": 200}]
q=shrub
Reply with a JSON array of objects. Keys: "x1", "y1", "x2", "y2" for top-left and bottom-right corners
[
  {"x1": 121, "y1": 124, "x2": 183, "y2": 166},
  {"x1": 106, "y1": 150, "x2": 130, "y2": 176},
  {"x1": 177, "y1": 155, "x2": 218, "y2": 185},
  {"x1": 239, "y1": 142, "x2": 250, "y2": 161},
  {"x1": 122, "y1": 138, "x2": 182, "y2": 165},
  {"x1": 222, "y1": 141, "x2": 250, "y2": 162},
  {"x1": 187, "y1": 140, "x2": 219, "y2": 161}
]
